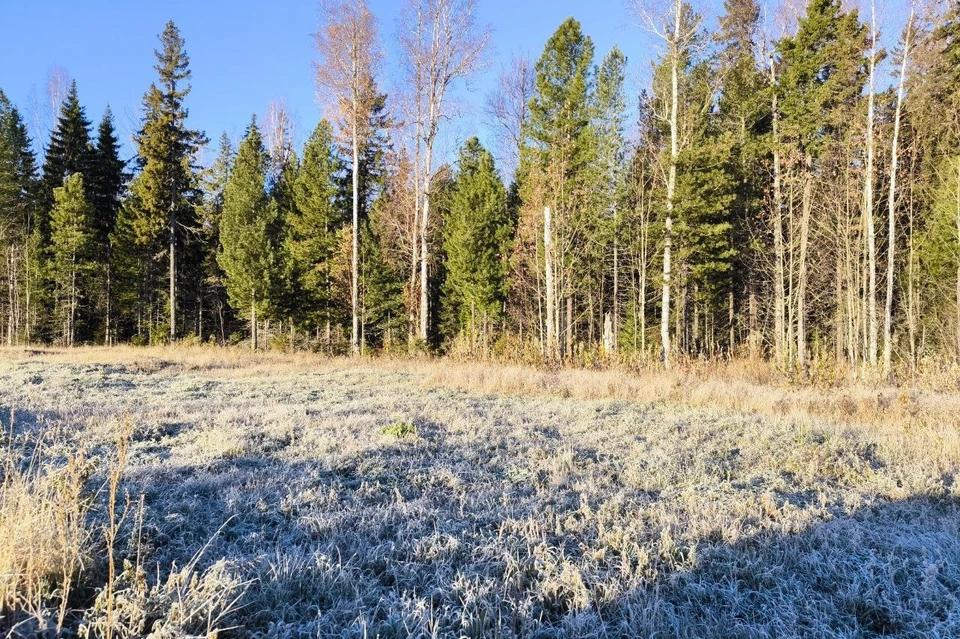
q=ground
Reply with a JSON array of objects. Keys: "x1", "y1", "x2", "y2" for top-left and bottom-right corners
[{"x1": 1, "y1": 347, "x2": 960, "y2": 637}]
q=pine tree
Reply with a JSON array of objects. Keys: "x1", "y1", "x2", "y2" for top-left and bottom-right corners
[
  {"x1": 132, "y1": 21, "x2": 206, "y2": 342},
  {"x1": 441, "y1": 137, "x2": 511, "y2": 346},
  {"x1": 286, "y1": 120, "x2": 346, "y2": 338},
  {"x1": 776, "y1": 0, "x2": 868, "y2": 370},
  {"x1": 217, "y1": 118, "x2": 276, "y2": 349},
  {"x1": 525, "y1": 17, "x2": 596, "y2": 358},
  {"x1": 49, "y1": 173, "x2": 93, "y2": 346},
  {"x1": 593, "y1": 45, "x2": 628, "y2": 352},
  {"x1": 715, "y1": 0, "x2": 766, "y2": 355}
]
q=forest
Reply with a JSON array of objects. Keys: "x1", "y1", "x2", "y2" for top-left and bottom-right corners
[{"x1": 1, "y1": 0, "x2": 959, "y2": 380}]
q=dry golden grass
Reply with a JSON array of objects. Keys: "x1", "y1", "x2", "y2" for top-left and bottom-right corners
[{"x1": 0, "y1": 444, "x2": 92, "y2": 633}]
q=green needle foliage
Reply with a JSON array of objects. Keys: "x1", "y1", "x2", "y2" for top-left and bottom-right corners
[
  {"x1": 218, "y1": 118, "x2": 277, "y2": 347},
  {"x1": 442, "y1": 137, "x2": 512, "y2": 339}
]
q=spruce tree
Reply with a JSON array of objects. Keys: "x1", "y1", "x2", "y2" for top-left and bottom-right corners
[
  {"x1": 716, "y1": 0, "x2": 766, "y2": 353},
  {"x1": 0, "y1": 91, "x2": 39, "y2": 344},
  {"x1": 286, "y1": 120, "x2": 345, "y2": 337},
  {"x1": 49, "y1": 173, "x2": 93, "y2": 346},
  {"x1": 217, "y1": 118, "x2": 276, "y2": 349},
  {"x1": 88, "y1": 107, "x2": 127, "y2": 343},
  {"x1": 41, "y1": 81, "x2": 93, "y2": 223},
  {"x1": 441, "y1": 137, "x2": 512, "y2": 343},
  {"x1": 132, "y1": 21, "x2": 206, "y2": 341},
  {"x1": 89, "y1": 108, "x2": 126, "y2": 250},
  {"x1": 198, "y1": 132, "x2": 234, "y2": 342}
]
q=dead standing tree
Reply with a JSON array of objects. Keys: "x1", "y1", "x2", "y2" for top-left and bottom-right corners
[
  {"x1": 315, "y1": 0, "x2": 382, "y2": 355},
  {"x1": 400, "y1": 0, "x2": 490, "y2": 344}
]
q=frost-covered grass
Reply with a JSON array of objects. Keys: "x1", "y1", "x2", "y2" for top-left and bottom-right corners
[{"x1": 1, "y1": 346, "x2": 960, "y2": 637}]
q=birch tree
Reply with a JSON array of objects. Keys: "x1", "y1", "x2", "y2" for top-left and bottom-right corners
[
  {"x1": 400, "y1": 0, "x2": 490, "y2": 343},
  {"x1": 485, "y1": 53, "x2": 536, "y2": 182},
  {"x1": 883, "y1": 3, "x2": 915, "y2": 377},
  {"x1": 632, "y1": 0, "x2": 703, "y2": 368},
  {"x1": 315, "y1": 0, "x2": 382, "y2": 355},
  {"x1": 863, "y1": 0, "x2": 878, "y2": 369}
]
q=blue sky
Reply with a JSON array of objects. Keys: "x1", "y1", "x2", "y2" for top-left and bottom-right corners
[{"x1": 0, "y1": 0, "x2": 910, "y2": 166}]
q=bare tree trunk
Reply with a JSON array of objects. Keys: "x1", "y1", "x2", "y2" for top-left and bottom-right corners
[
  {"x1": 544, "y1": 206, "x2": 556, "y2": 359},
  {"x1": 956, "y1": 159, "x2": 960, "y2": 361},
  {"x1": 612, "y1": 208, "x2": 619, "y2": 354},
  {"x1": 770, "y1": 56, "x2": 786, "y2": 367},
  {"x1": 640, "y1": 190, "x2": 648, "y2": 356},
  {"x1": 728, "y1": 290, "x2": 734, "y2": 356},
  {"x1": 69, "y1": 251, "x2": 77, "y2": 347},
  {"x1": 884, "y1": 6, "x2": 912, "y2": 377},
  {"x1": 797, "y1": 159, "x2": 813, "y2": 374},
  {"x1": 661, "y1": 0, "x2": 680, "y2": 369},
  {"x1": 6, "y1": 246, "x2": 13, "y2": 347},
  {"x1": 864, "y1": 0, "x2": 878, "y2": 368},
  {"x1": 351, "y1": 106, "x2": 360, "y2": 355},
  {"x1": 251, "y1": 297, "x2": 257, "y2": 351},
  {"x1": 409, "y1": 157, "x2": 420, "y2": 344},
  {"x1": 908, "y1": 204, "x2": 917, "y2": 372},
  {"x1": 420, "y1": 186, "x2": 431, "y2": 342},
  {"x1": 24, "y1": 235, "x2": 31, "y2": 344},
  {"x1": 169, "y1": 189, "x2": 176, "y2": 342}
]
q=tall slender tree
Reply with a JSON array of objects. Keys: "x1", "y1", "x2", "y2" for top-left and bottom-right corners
[
  {"x1": 132, "y1": 21, "x2": 206, "y2": 342},
  {"x1": 441, "y1": 137, "x2": 512, "y2": 345},
  {"x1": 286, "y1": 119, "x2": 346, "y2": 338},
  {"x1": 49, "y1": 173, "x2": 93, "y2": 346},
  {"x1": 594, "y1": 46, "x2": 629, "y2": 352},
  {"x1": 400, "y1": 0, "x2": 490, "y2": 343},
  {"x1": 88, "y1": 107, "x2": 127, "y2": 343},
  {"x1": 526, "y1": 17, "x2": 596, "y2": 358},
  {"x1": 315, "y1": 0, "x2": 382, "y2": 355},
  {"x1": 218, "y1": 118, "x2": 276, "y2": 350}
]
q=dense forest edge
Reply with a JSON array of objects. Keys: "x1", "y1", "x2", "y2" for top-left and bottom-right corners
[{"x1": 2, "y1": 0, "x2": 960, "y2": 385}]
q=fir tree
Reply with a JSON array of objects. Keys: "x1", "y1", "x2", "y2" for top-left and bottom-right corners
[
  {"x1": 218, "y1": 118, "x2": 276, "y2": 349},
  {"x1": 89, "y1": 107, "x2": 126, "y2": 250},
  {"x1": 441, "y1": 137, "x2": 512, "y2": 343}
]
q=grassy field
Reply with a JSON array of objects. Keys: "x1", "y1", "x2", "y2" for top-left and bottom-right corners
[{"x1": 2, "y1": 347, "x2": 960, "y2": 637}]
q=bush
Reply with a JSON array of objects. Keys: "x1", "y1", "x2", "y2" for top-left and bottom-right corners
[{"x1": 381, "y1": 420, "x2": 417, "y2": 438}]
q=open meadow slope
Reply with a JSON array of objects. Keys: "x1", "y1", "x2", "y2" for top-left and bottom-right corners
[{"x1": 2, "y1": 348, "x2": 960, "y2": 637}]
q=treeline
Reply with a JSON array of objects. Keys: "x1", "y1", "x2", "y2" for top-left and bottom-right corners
[{"x1": 1, "y1": 0, "x2": 960, "y2": 378}]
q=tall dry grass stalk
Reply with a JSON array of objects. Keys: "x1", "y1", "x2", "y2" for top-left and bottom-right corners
[{"x1": 0, "y1": 432, "x2": 92, "y2": 632}]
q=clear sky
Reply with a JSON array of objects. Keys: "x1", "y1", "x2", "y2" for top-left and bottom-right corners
[{"x1": 0, "y1": 0, "x2": 910, "y2": 167}]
